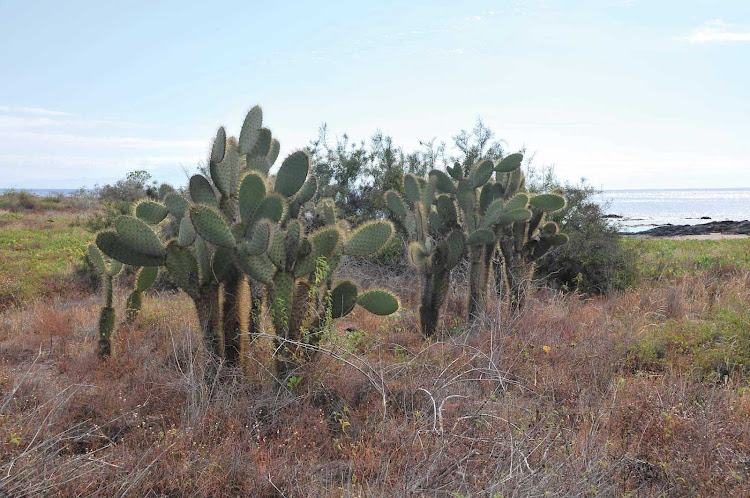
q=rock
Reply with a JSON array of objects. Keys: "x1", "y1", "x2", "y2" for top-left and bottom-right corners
[
  {"x1": 700, "y1": 216, "x2": 711, "y2": 220},
  {"x1": 631, "y1": 220, "x2": 750, "y2": 237},
  {"x1": 602, "y1": 214, "x2": 623, "y2": 219}
]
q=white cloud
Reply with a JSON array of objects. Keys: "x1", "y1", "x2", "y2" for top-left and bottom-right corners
[
  {"x1": 682, "y1": 20, "x2": 750, "y2": 43},
  {"x1": 0, "y1": 105, "x2": 74, "y2": 116}
]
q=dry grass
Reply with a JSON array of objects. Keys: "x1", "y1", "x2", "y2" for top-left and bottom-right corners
[{"x1": 1, "y1": 260, "x2": 749, "y2": 495}]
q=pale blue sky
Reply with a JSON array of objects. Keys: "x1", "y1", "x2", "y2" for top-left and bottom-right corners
[{"x1": 1, "y1": 0, "x2": 748, "y2": 189}]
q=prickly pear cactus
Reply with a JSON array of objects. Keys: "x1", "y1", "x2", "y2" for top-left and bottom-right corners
[
  {"x1": 88, "y1": 244, "x2": 123, "y2": 359},
  {"x1": 493, "y1": 154, "x2": 568, "y2": 312},
  {"x1": 125, "y1": 266, "x2": 158, "y2": 324},
  {"x1": 260, "y1": 196, "x2": 399, "y2": 380},
  {"x1": 385, "y1": 173, "x2": 464, "y2": 336}
]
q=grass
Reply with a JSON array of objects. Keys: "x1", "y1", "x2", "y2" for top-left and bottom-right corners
[
  {"x1": 1, "y1": 211, "x2": 749, "y2": 496},
  {"x1": 627, "y1": 236, "x2": 750, "y2": 278},
  {"x1": 0, "y1": 211, "x2": 94, "y2": 308}
]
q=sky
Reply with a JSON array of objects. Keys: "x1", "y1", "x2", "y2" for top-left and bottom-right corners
[{"x1": 1, "y1": 0, "x2": 748, "y2": 190}]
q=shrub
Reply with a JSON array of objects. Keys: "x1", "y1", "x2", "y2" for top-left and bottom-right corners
[{"x1": 532, "y1": 174, "x2": 638, "y2": 295}]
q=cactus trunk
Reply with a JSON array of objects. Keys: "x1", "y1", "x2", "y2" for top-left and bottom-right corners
[
  {"x1": 499, "y1": 236, "x2": 534, "y2": 313},
  {"x1": 222, "y1": 275, "x2": 244, "y2": 367},
  {"x1": 467, "y1": 245, "x2": 491, "y2": 324},
  {"x1": 195, "y1": 285, "x2": 222, "y2": 365},
  {"x1": 97, "y1": 306, "x2": 115, "y2": 360},
  {"x1": 419, "y1": 262, "x2": 449, "y2": 337}
]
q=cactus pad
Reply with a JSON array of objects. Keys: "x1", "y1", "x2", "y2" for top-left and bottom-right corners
[
  {"x1": 237, "y1": 247, "x2": 274, "y2": 285},
  {"x1": 239, "y1": 105, "x2": 263, "y2": 154},
  {"x1": 529, "y1": 194, "x2": 566, "y2": 212},
  {"x1": 504, "y1": 193, "x2": 529, "y2": 212},
  {"x1": 466, "y1": 228, "x2": 495, "y2": 246},
  {"x1": 430, "y1": 170, "x2": 456, "y2": 194},
  {"x1": 165, "y1": 242, "x2": 200, "y2": 298},
  {"x1": 189, "y1": 205, "x2": 236, "y2": 248},
  {"x1": 247, "y1": 220, "x2": 271, "y2": 255},
  {"x1": 268, "y1": 138, "x2": 280, "y2": 165},
  {"x1": 189, "y1": 175, "x2": 217, "y2": 207},
  {"x1": 115, "y1": 216, "x2": 165, "y2": 257},
  {"x1": 135, "y1": 266, "x2": 158, "y2": 292},
  {"x1": 164, "y1": 192, "x2": 190, "y2": 219},
  {"x1": 210, "y1": 126, "x2": 226, "y2": 165},
  {"x1": 344, "y1": 220, "x2": 393, "y2": 257},
  {"x1": 404, "y1": 174, "x2": 421, "y2": 204},
  {"x1": 250, "y1": 194, "x2": 284, "y2": 226},
  {"x1": 310, "y1": 227, "x2": 340, "y2": 258},
  {"x1": 472, "y1": 159, "x2": 494, "y2": 188},
  {"x1": 96, "y1": 231, "x2": 165, "y2": 267},
  {"x1": 331, "y1": 280, "x2": 358, "y2": 318},
  {"x1": 356, "y1": 290, "x2": 399, "y2": 315},
  {"x1": 178, "y1": 215, "x2": 197, "y2": 246},
  {"x1": 250, "y1": 128, "x2": 272, "y2": 158},
  {"x1": 274, "y1": 151, "x2": 309, "y2": 197},
  {"x1": 135, "y1": 200, "x2": 169, "y2": 224},
  {"x1": 385, "y1": 190, "x2": 406, "y2": 219},
  {"x1": 238, "y1": 172, "x2": 267, "y2": 225},
  {"x1": 88, "y1": 244, "x2": 108, "y2": 275},
  {"x1": 296, "y1": 175, "x2": 318, "y2": 205},
  {"x1": 497, "y1": 209, "x2": 532, "y2": 226},
  {"x1": 495, "y1": 153, "x2": 523, "y2": 172},
  {"x1": 408, "y1": 241, "x2": 429, "y2": 267}
]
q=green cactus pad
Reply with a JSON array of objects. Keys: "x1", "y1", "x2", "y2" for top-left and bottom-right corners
[
  {"x1": 466, "y1": 229, "x2": 495, "y2": 246},
  {"x1": 429, "y1": 170, "x2": 456, "y2": 194},
  {"x1": 497, "y1": 209, "x2": 532, "y2": 226},
  {"x1": 504, "y1": 193, "x2": 529, "y2": 212},
  {"x1": 238, "y1": 105, "x2": 262, "y2": 154},
  {"x1": 189, "y1": 205, "x2": 236, "y2": 248},
  {"x1": 356, "y1": 290, "x2": 399, "y2": 316},
  {"x1": 447, "y1": 162, "x2": 463, "y2": 180},
  {"x1": 108, "y1": 259, "x2": 123, "y2": 277},
  {"x1": 479, "y1": 183, "x2": 497, "y2": 213},
  {"x1": 344, "y1": 220, "x2": 393, "y2": 257},
  {"x1": 274, "y1": 151, "x2": 310, "y2": 197},
  {"x1": 178, "y1": 215, "x2": 197, "y2": 246},
  {"x1": 247, "y1": 221, "x2": 271, "y2": 254},
  {"x1": 164, "y1": 192, "x2": 190, "y2": 219},
  {"x1": 310, "y1": 227, "x2": 340, "y2": 258},
  {"x1": 296, "y1": 175, "x2": 318, "y2": 205},
  {"x1": 135, "y1": 266, "x2": 158, "y2": 292},
  {"x1": 506, "y1": 168, "x2": 524, "y2": 196},
  {"x1": 408, "y1": 241, "x2": 429, "y2": 267},
  {"x1": 268, "y1": 138, "x2": 281, "y2": 165},
  {"x1": 96, "y1": 231, "x2": 164, "y2": 267},
  {"x1": 285, "y1": 220, "x2": 301, "y2": 256},
  {"x1": 250, "y1": 194, "x2": 284, "y2": 226},
  {"x1": 481, "y1": 199, "x2": 506, "y2": 228},
  {"x1": 238, "y1": 172, "x2": 267, "y2": 225},
  {"x1": 249, "y1": 128, "x2": 272, "y2": 158},
  {"x1": 134, "y1": 200, "x2": 169, "y2": 224},
  {"x1": 436, "y1": 195, "x2": 457, "y2": 228},
  {"x1": 404, "y1": 174, "x2": 421, "y2": 204},
  {"x1": 472, "y1": 159, "x2": 494, "y2": 188},
  {"x1": 115, "y1": 216, "x2": 165, "y2": 257},
  {"x1": 193, "y1": 237, "x2": 211, "y2": 284},
  {"x1": 267, "y1": 225, "x2": 286, "y2": 269},
  {"x1": 495, "y1": 153, "x2": 523, "y2": 173},
  {"x1": 165, "y1": 242, "x2": 200, "y2": 298},
  {"x1": 293, "y1": 250, "x2": 317, "y2": 277},
  {"x1": 429, "y1": 210, "x2": 443, "y2": 232},
  {"x1": 529, "y1": 194, "x2": 566, "y2": 212},
  {"x1": 272, "y1": 272, "x2": 294, "y2": 313},
  {"x1": 210, "y1": 126, "x2": 226, "y2": 165},
  {"x1": 189, "y1": 175, "x2": 217, "y2": 207},
  {"x1": 384, "y1": 190, "x2": 406, "y2": 219},
  {"x1": 316, "y1": 198, "x2": 337, "y2": 225},
  {"x1": 125, "y1": 292, "x2": 142, "y2": 323},
  {"x1": 210, "y1": 144, "x2": 236, "y2": 198},
  {"x1": 88, "y1": 244, "x2": 108, "y2": 275},
  {"x1": 237, "y1": 247, "x2": 274, "y2": 285},
  {"x1": 247, "y1": 155, "x2": 271, "y2": 175},
  {"x1": 331, "y1": 280, "x2": 358, "y2": 319}
]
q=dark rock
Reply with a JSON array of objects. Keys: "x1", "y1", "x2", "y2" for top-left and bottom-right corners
[
  {"x1": 628, "y1": 220, "x2": 750, "y2": 237},
  {"x1": 700, "y1": 216, "x2": 711, "y2": 220},
  {"x1": 602, "y1": 214, "x2": 623, "y2": 219}
]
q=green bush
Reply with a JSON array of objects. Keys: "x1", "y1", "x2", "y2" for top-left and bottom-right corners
[{"x1": 531, "y1": 174, "x2": 638, "y2": 295}]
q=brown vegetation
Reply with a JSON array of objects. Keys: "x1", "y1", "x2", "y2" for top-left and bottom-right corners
[{"x1": 1, "y1": 262, "x2": 749, "y2": 496}]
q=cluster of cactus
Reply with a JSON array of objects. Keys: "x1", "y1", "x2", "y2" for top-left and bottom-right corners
[
  {"x1": 386, "y1": 153, "x2": 568, "y2": 335},
  {"x1": 95, "y1": 105, "x2": 399, "y2": 381},
  {"x1": 87, "y1": 244, "x2": 123, "y2": 359},
  {"x1": 385, "y1": 175, "x2": 464, "y2": 336},
  {"x1": 492, "y1": 156, "x2": 568, "y2": 312}
]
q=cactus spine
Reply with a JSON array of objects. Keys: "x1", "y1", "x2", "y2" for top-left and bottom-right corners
[{"x1": 88, "y1": 244, "x2": 122, "y2": 359}]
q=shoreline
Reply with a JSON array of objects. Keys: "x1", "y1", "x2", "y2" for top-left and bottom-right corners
[{"x1": 620, "y1": 220, "x2": 750, "y2": 239}]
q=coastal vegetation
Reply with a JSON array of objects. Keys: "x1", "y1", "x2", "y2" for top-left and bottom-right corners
[{"x1": 1, "y1": 109, "x2": 748, "y2": 496}]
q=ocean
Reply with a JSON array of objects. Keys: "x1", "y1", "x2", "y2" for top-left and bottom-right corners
[{"x1": 594, "y1": 189, "x2": 750, "y2": 233}]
